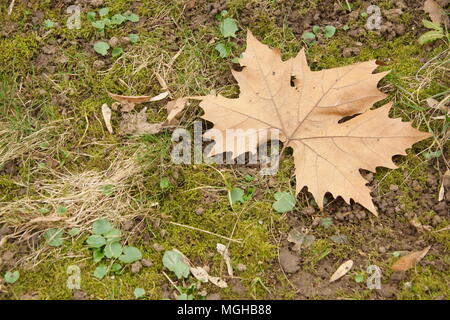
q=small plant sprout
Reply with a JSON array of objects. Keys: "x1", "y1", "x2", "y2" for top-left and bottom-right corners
[
  {"x1": 94, "y1": 41, "x2": 110, "y2": 56},
  {"x1": 228, "y1": 187, "x2": 245, "y2": 205},
  {"x1": 303, "y1": 25, "x2": 336, "y2": 42},
  {"x1": 162, "y1": 250, "x2": 190, "y2": 279},
  {"x1": 43, "y1": 19, "x2": 55, "y2": 29},
  {"x1": 418, "y1": 19, "x2": 448, "y2": 45},
  {"x1": 215, "y1": 10, "x2": 239, "y2": 59},
  {"x1": 85, "y1": 219, "x2": 142, "y2": 279},
  {"x1": 134, "y1": 288, "x2": 146, "y2": 299},
  {"x1": 323, "y1": 25, "x2": 336, "y2": 38},
  {"x1": 89, "y1": 8, "x2": 140, "y2": 56},
  {"x1": 128, "y1": 33, "x2": 139, "y2": 43},
  {"x1": 272, "y1": 192, "x2": 296, "y2": 213},
  {"x1": 111, "y1": 47, "x2": 123, "y2": 58},
  {"x1": 44, "y1": 228, "x2": 65, "y2": 247},
  {"x1": 4, "y1": 271, "x2": 20, "y2": 284}
]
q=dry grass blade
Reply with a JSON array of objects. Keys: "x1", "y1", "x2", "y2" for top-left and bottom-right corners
[{"x1": 0, "y1": 149, "x2": 150, "y2": 265}]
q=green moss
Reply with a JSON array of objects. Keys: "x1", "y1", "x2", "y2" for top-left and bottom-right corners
[
  {"x1": 0, "y1": 36, "x2": 39, "y2": 74},
  {"x1": 397, "y1": 266, "x2": 450, "y2": 300}
]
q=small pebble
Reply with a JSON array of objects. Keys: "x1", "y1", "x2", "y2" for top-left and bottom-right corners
[
  {"x1": 389, "y1": 184, "x2": 399, "y2": 192},
  {"x1": 131, "y1": 261, "x2": 142, "y2": 274}
]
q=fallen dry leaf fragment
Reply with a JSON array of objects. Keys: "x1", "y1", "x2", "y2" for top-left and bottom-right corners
[
  {"x1": 165, "y1": 98, "x2": 187, "y2": 125},
  {"x1": 199, "y1": 31, "x2": 432, "y2": 215},
  {"x1": 172, "y1": 248, "x2": 227, "y2": 288},
  {"x1": 208, "y1": 276, "x2": 228, "y2": 288},
  {"x1": 189, "y1": 266, "x2": 209, "y2": 283},
  {"x1": 409, "y1": 215, "x2": 432, "y2": 233},
  {"x1": 424, "y1": 0, "x2": 449, "y2": 26},
  {"x1": 101, "y1": 104, "x2": 113, "y2": 134},
  {"x1": 391, "y1": 246, "x2": 431, "y2": 271},
  {"x1": 217, "y1": 243, "x2": 233, "y2": 276},
  {"x1": 149, "y1": 91, "x2": 169, "y2": 102},
  {"x1": 108, "y1": 92, "x2": 153, "y2": 104},
  {"x1": 119, "y1": 108, "x2": 162, "y2": 135},
  {"x1": 330, "y1": 260, "x2": 353, "y2": 282}
]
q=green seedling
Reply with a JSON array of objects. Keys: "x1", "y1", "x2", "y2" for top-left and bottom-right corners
[
  {"x1": 214, "y1": 10, "x2": 239, "y2": 59},
  {"x1": 418, "y1": 19, "x2": 448, "y2": 45}
]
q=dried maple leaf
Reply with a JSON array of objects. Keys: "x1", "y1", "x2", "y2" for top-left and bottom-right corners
[{"x1": 199, "y1": 31, "x2": 432, "y2": 215}]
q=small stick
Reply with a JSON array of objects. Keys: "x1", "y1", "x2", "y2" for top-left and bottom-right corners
[
  {"x1": 8, "y1": 0, "x2": 15, "y2": 15},
  {"x1": 168, "y1": 221, "x2": 242, "y2": 243},
  {"x1": 162, "y1": 271, "x2": 182, "y2": 296}
]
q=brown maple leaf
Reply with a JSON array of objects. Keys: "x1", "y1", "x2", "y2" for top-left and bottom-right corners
[{"x1": 199, "y1": 31, "x2": 432, "y2": 215}]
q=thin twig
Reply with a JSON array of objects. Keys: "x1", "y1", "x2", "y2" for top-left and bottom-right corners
[
  {"x1": 168, "y1": 221, "x2": 243, "y2": 243},
  {"x1": 8, "y1": 0, "x2": 15, "y2": 15}
]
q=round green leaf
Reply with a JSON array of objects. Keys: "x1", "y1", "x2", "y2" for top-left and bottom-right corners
[
  {"x1": 312, "y1": 25, "x2": 321, "y2": 34},
  {"x1": 215, "y1": 43, "x2": 230, "y2": 58},
  {"x1": 4, "y1": 271, "x2": 20, "y2": 284},
  {"x1": 111, "y1": 14, "x2": 126, "y2": 25},
  {"x1": 92, "y1": 219, "x2": 113, "y2": 235},
  {"x1": 104, "y1": 241, "x2": 123, "y2": 258},
  {"x1": 162, "y1": 250, "x2": 190, "y2": 279},
  {"x1": 324, "y1": 25, "x2": 336, "y2": 38},
  {"x1": 111, "y1": 262, "x2": 122, "y2": 273},
  {"x1": 93, "y1": 264, "x2": 108, "y2": 279},
  {"x1": 86, "y1": 235, "x2": 106, "y2": 248},
  {"x1": 272, "y1": 192, "x2": 296, "y2": 213},
  {"x1": 219, "y1": 18, "x2": 238, "y2": 38},
  {"x1": 125, "y1": 13, "x2": 139, "y2": 22},
  {"x1": 301, "y1": 31, "x2": 316, "y2": 42},
  {"x1": 354, "y1": 274, "x2": 365, "y2": 283},
  {"x1": 229, "y1": 187, "x2": 245, "y2": 205},
  {"x1": 99, "y1": 7, "x2": 109, "y2": 17},
  {"x1": 92, "y1": 20, "x2": 105, "y2": 30},
  {"x1": 134, "y1": 287, "x2": 146, "y2": 299},
  {"x1": 43, "y1": 19, "x2": 55, "y2": 29},
  {"x1": 44, "y1": 228, "x2": 64, "y2": 247},
  {"x1": 93, "y1": 41, "x2": 110, "y2": 56},
  {"x1": 56, "y1": 206, "x2": 67, "y2": 215},
  {"x1": 128, "y1": 33, "x2": 139, "y2": 43},
  {"x1": 93, "y1": 248, "x2": 105, "y2": 263},
  {"x1": 159, "y1": 177, "x2": 170, "y2": 189},
  {"x1": 119, "y1": 246, "x2": 142, "y2": 263},
  {"x1": 87, "y1": 11, "x2": 96, "y2": 22},
  {"x1": 111, "y1": 47, "x2": 123, "y2": 57},
  {"x1": 67, "y1": 227, "x2": 80, "y2": 237}
]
